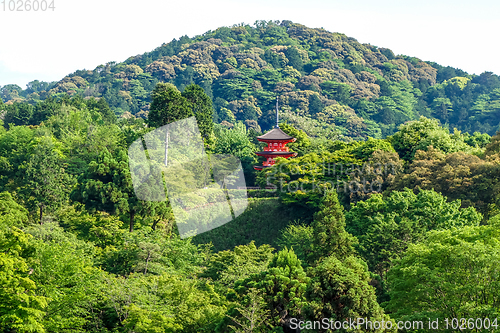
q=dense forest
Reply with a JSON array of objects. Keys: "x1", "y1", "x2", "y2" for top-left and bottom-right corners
[{"x1": 1, "y1": 20, "x2": 500, "y2": 333}]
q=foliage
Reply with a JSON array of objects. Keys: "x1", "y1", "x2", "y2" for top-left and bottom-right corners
[
  {"x1": 226, "y1": 288, "x2": 270, "y2": 333},
  {"x1": 20, "y1": 134, "x2": 75, "y2": 222},
  {"x1": 71, "y1": 148, "x2": 138, "y2": 231},
  {"x1": 0, "y1": 191, "x2": 29, "y2": 228},
  {"x1": 212, "y1": 122, "x2": 256, "y2": 159},
  {"x1": 279, "y1": 122, "x2": 311, "y2": 156},
  {"x1": 308, "y1": 191, "x2": 356, "y2": 264},
  {"x1": 277, "y1": 222, "x2": 313, "y2": 265},
  {"x1": 386, "y1": 225, "x2": 500, "y2": 328},
  {"x1": 304, "y1": 255, "x2": 393, "y2": 332},
  {"x1": 147, "y1": 82, "x2": 193, "y2": 127},
  {"x1": 182, "y1": 83, "x2": 215, "y2": 147},
  {"x1": 232, "y1": 248, "x2": 309, "y2": 330},
  {"x1": 346, "y1": 188, "x2": 482, "y2": 284},
  {"x1": 0, "y1": 226, "x2": 47, "y2": 332},
  {"x1": 389, "y1": 146, "x2": 500, "y2": 218},
  {"x1": 389, "y1": 116, "x2": 480, "y2": 161},
  {"x1": 201, "y1": 241, "x2": 274, "y2": 287}
]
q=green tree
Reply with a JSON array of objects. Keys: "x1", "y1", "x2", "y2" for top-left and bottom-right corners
[
  {"x1": 389, "y1": 147, "x2": 500, "y2": 219},
  {"x1": 20, "y1": 135, "x2": 75, "y2": 223},
  {"x1": 0, "y1": 227, "x2": 47, "y2": 332},
  {"x1": 308, "y1": 191, "x2": 356, "y2": 264},
  {"x1": 389, "y1": 116, "x2": 441, "y2": 161},
  {"x1": 386, "y1": 225, "x2": 500, "y2": 329},
  {"x1": 485, "y1": 130, "x2": 500, "y2": 156},
  {"x1": 0, "y1": 191, "x2": 29, "y2": 228},
  {"x1": 147, "y1": 82, "x2": 193, "y2": 127},
  {"x1": 71, "y1": 148, "x2": 139, "y2": 232},
  {"x1": 304, "y1": 255, "x2": 392, "y2": 332},
  {"x1": 182, "y1": 84, "x2": 215, "y2": 148},
  {"x1": 201, "y1": 241, "x2": 274, "y2": 287},
  {"x1": 277, "y1": 223, "x2": 313, "y2": 266},
  {"x1": 284, "y1": 46, "x2": 303, "y2": 72},
  {"x1": 0, "y1": 126, "x2": 36, "y2": 193},
  {"x1": 101, "y1": 230, "x2": 204, "y2": 277},
  {"x1": 85, "y1": 97, "x2": 116, "y2": 124},
  {"x1": 232, "y1": 248, "x2": 309, "y2": 330},
  {"x1": 26, "y1": 223, "x2": 104, "y2": 332},
  {"x1": 227, "y1": 288, "x2": 270, "y2": 333},
  {"x1": 120, "y1": 273, "x2": 226, "y2": 333},
  {"x1": 388, "y1": 116, "x2": 477, "y2": 161},
  {"x1": 279, "y1": 123, "x2": 311, "y2": 156},
  {"x1": 212, "y1": 122, "x2": 257, "y2": 184},
  {"x1": 319, "y1": 81, "x2": 351, "y2": 104},
  {"x1": 346, "y1": 189, "x2": 482, "y2": 283}
]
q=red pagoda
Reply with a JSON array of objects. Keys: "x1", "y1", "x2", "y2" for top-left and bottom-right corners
[{"x1": 254, "y1": 98, "x2": 297, "y2": 171}]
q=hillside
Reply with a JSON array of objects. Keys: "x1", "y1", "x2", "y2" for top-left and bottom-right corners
[{"x1": 2, "y1": 20, "x2": 500, "y2": 138}]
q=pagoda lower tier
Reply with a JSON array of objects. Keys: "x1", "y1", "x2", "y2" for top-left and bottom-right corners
[{"x1": 254, "y1": 151, "x2": 298, "y2": 170}]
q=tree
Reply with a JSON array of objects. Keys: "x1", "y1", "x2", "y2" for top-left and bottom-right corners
[
  {"x1": 227, "y1": 288, "x2": 270, "y2": 333},
  {"x1": 279, "y1": 123, "x2": 311, "y2": 156},
  {"x1": 0, "y1": 191, "x2": 29, "y2": 228},
  {"x1": 387, "y1": 116, "x2": 477, "y2": 162},
  {"x1": 346, "y1": 189, "x2": 482, "y2": 287},
  {"x1": 0, "y1": 84, "x2": 23, "y2": 102},
  {"x1": 0, "y1": 227, "x2": 47, "y2": 332},
  {"x1": 26, "y1": 222, "x2": 104, "y2": 332},
  {"x1": 0, "y1": 125, "x2": 36, "y2": 193},
  {"x1": 120, "y1": 272, "x2": 226, "y2": 333},
  {"x1": 284, "y1": 46, "x2": 303, "y2": 72},
  {"x1": 212, "y1": 122, "x2": 257, "y2": 184},
  {"x1": 389, "y1": 116, "x2": 442, "y2": 161},
  {"x1": 201, "y1": 241, "x2": 274, "y2": 287},
  {"x1": 71, "y1": 148, "x2": 139, "y2": 232},
  {"x1": 20, "y1": 135, "x2": 75, "y2": 223},
  {"x1": 308, "y1": 191, "x2": 356, "y2": 264},
  {"x1": 308, "y1": 93, "x2": 323, "y2": 114},
  {"x1": 389, "y1": 147, "x2": 500, "y2": 219},
  {"x1": 386, "y1": 225, "x2": 500, "y2": 327},
  {"x1": 304, "y1": 256, "x2": 392, "y2": 332},
  {"x1": 277, "y1": 223, "x2": 313, "y2": 266},
  {"x1": 182, "y1": 84, "x2": 215, "y2": 148},
  {"x1": 147, "y1": 83, "x2": 193, "y2": 127},
  {"x1": 232, "y1": 248, "x2": 309, "y2": 330},
  {"x1": 2, "y1": 102, "x2": 35, "y2": 127},
  {"x1": 485, "y1": 130, "x2": 500, "y2": 156},
  {"x1": 319, "y1": 81, "x2": 351, "y2": 104},
  {"x1": 85, "y1": 97, "x2": 116, "y2": 124}
]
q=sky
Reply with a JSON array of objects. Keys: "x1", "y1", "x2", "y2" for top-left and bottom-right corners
[{"x1": 0, "y1": 0, "x2": 499, "y2": 88}]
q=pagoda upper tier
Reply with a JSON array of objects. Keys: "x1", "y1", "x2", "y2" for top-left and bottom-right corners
[{"x1": 254, "y1": 127, "x2": 297, "y2": 171}]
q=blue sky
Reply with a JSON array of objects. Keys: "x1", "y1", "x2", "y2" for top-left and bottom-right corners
[{"x1": 0, "y1": 0, "x2": 498, "y2": 88}]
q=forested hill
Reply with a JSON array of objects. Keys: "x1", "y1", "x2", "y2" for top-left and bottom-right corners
[{"x1": 2, "y1": 20, "x2": 500, "y2": 138}]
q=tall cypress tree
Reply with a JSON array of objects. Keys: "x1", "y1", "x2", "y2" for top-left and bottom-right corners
[
  {"x1": 309, "y1": 191, "x2": 356, "y2": 264},
  {"x1": 182, "y1": 84, "x2": 214, "y2": 148}
]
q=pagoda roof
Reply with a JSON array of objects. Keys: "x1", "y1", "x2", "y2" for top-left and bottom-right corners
[
  {"x1": 253, "y1": 165, "x2": 271, "y2": 170},
  {"x1": 256, "y1": 151, "x2": 298, "y2": 157},
  {"x1": 256, "y1": 127, "x2": 295, "y2": 141}
]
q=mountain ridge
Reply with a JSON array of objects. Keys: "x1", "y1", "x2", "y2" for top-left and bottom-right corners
[{"x1": 1, "y1": 20, "x2": 499, "y2": 137}]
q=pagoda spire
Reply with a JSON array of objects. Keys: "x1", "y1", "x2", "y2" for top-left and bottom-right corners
[
  {"x1": 275, "y1": 96, "x2": 279, "y2": 128},
  {"x1": 253, "y1": 99, "x2": 297, "y2": 171}
]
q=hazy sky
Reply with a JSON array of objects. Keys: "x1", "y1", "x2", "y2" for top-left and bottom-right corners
[{"x1": 0, "y1": 0, "x2": 498, "y2": 88}]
